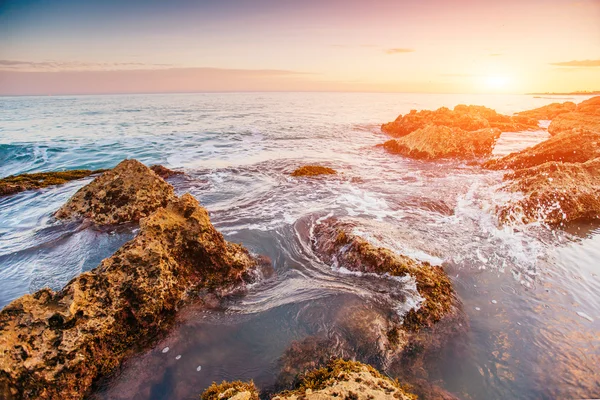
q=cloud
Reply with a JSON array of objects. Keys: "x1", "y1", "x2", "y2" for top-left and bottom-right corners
[
  {"x1": 0, "y1": 60, "x2": 174, "y2": 71},
  {"x1": 550, "y1": 59, "x2": 600, "y2": 67},
  {"x1": 489, "y1": 53, "x2": 502, "y2": 57},
  {"x1": 384, "y1": 48, "x2": 415, "y2": 54}
]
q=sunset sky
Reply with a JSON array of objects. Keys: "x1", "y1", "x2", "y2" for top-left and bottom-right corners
[{"x1": 1, "y1": 0, "x2": 599, "y2": 95}]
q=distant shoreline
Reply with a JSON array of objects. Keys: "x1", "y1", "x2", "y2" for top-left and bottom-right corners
[{"x1": 526, "y1": 91, "x2": 600, "y2": 96}]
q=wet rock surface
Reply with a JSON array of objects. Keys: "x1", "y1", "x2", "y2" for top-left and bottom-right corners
[
  {"x1": 516, "y1": 101, "x2": 576, "y2": 121},
  {"x1": 484, "y1": 129, "x2": 600, "y2": 170},
  {"x1": 497, "y1": 159, "x2": 600, "y2": 225},
  {"x1": 55, "y1": 159, "x2": 176, "y2": 225},
  {"x1": 149, "y1": 164, "x2": 184, "y2": 179},
  {"x1": 382, "y1": 125, "x2": 501, "y2": 161},
  {"x1": 0, "y1": 169, "x2": 105, "y2": 197},
  {"x1": 201, "y1": 381, "x2": 259, "y2": 400},
  {"x1": 381, "y1": 105, "x2": 538, "y2": 138},
  {"x1": 547, "y1": 96, "x2": 600, "y2": 136},
  {"x1": 0, "y1": 192, "x2": 262, "y2": 399},
  {"x1": 291, "y1": 165, "x2": 337, "y2": 177}
]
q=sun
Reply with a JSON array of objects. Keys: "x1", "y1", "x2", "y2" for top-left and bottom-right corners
[{"x1": 483, "y1": 75, "x2": 511, "y2": 91}]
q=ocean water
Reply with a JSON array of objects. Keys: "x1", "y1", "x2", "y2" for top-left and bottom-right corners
[{"x1": 0, "y1": 93, "x2": 598, "y2": 399}]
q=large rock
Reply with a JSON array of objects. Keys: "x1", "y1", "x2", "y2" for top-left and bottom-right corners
[
  {"x1": 516, "y1": 101, "x2": 576, "y2": 120},
  {"x1": 381, "y1": 105, "x2": 538, "y2": 137},
  {"x1": 382, "y1": 125, "x2": 501, "y2": 161},
  {"x1": 484, "y1": 129, "x2": 600, "y2": 170},
  {"x1": 291, "y1": 165, "x2": 337, "y2": 177},
  {"x1": 55, "y1": 159, "x2": 176, "y2": 224},
  {"x1": 497, "y1": 159, "x2": 600, "y2": 225},
  {"x1": 0, "y1": 194, "x2": 262, "y2": 400},
  {"x1": 548, "y1": 96, "x2": 600, "y2": 136},
  {"x1": 0, "y1": 169, "x2": 105, "y2": 197}
]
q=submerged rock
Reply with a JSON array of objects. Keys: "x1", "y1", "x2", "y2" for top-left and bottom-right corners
[
  {"x1": 149, "y1": 164, "x2": 184, "y2": 179},
  {"x1": 0, "y1": 194, "x2": 262, "y2": 400},
  {"x1": 483, "y1": 129, "x2": 600, "y2": 170},
  {"x1": 516, "y1": 101, "x2": 576, "y2": 121},
  {"x1": 547, "y1": 96, "x2": 600, "y2": 136},
  {"x1": 291, "y1": 165, "x2": 337, "y2": 177},
  {"x1": 497, "y1": 159, "x2": 600, "y2": 225},
  {"x1": 0, "y1": 169, "x2": 105, "y2": 197},
  {"x1": 55, "y1": 159, "x2": 176, "y2": 225},
  {"x1": 381, "y1": 105, "x2": 538, "y2": 138},
  {"x1": 381, "y1": 125, "x2": 501, "y2": 161}
]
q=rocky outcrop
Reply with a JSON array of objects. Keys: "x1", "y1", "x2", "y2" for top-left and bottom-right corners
[
  {"x1": 202, "y1": 381, "x2": 259, "y2": 400},
  {"x1": 516, "y1": 101, "x2": 576, "y2": 120},
  {"x1": 381, "y1": 105, "x2": 538, "y2": 137},
  {"x1": 483, "y1": 129, "x2": 600, "y2": 170},
  {"x1": 382, "y1": 125, "x2": 501, "y2": 161},
  {"x1": 55, "y1": 159, "x2": 176, "y2": 225},
  {"x1": 0, "y1": 169, "x2": 105, "y2": 197},
  {"x1": 291, "y1": 165, "x2": 337, "y2": 177},
  {"x1": 548, "y1": 96, "x2": 600, "y2": 136},
  {"x1": 0, "y1": 193, "x2": 263, "y2": 400},
  {"x1": 149, "y1": 164, "x2": 184, "y2": 179},
  {"x1": 497, "y1": 159, "x2": 600, "y2": 225}
]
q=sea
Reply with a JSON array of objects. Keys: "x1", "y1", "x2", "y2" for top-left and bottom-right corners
[{"x1": 0, "y1": 92, "x2": 598, "y2": 399}]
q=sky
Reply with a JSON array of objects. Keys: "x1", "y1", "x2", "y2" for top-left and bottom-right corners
[{"x1": 0, "y1": 0, "x2": 599, "y2": 95}]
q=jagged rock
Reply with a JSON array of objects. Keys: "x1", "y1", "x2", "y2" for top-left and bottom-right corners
[
  {"x1": 0, "y1": 169, "x2": 105, "y2": 197},
  {"x1": 0, "y1": 194, "x2": 262, "y2": 400},
  {"x1": 548, "y1": 96, "x2": 600, "y2": 136},
  {"x1": 272, "y1": 359, "x2": 418, "y2": 400},
  {"x1": 202, "y1": 381, "x2": 259, "y2": 400},
  {"x1": 497, "y1": 159, "x2": 600, "y2": 225},
  {"x1": 381, "y1": 105, "x2": 538, "y2": 137},
  {"x1": 55, "y1": 159, "x2": 176, "y2": 224},
  {"x1": 381, "y1": 125, "x2": 501, "y2": 161},
  {"x1": 149, "y1": 164, "x2": 184, "y2": 179},
  {"x1": 484, "y1": 129, "x2": 600, "y2": 170},
  {"x1": 516, "y1": 101, "x2": 576, "y2": 120},
  {"x1": 291, "y1": 165, "x2": 337, "y2": 177}
]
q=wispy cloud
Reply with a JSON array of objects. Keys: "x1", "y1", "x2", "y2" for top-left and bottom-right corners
[
  {"x1": 0, "y1": 60, "x2": 174, "y2": 71},
  {"x1": 550, "y1": 59, "x2": 600, "y2": 67},
  {"x1": 384, "y1": 48, "x2": 415, "y2": 54}
]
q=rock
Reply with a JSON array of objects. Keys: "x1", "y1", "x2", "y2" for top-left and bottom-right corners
[
  {"x1": 55, "y1": 159, "x2": 176, "y2": 225},
  {"x1": 381, "y1": 125, "x2": 501, "y2": 161},
  {"x1": 149, "y1": 164, "x2": 184, "y2": 179},
  {"x1": 0, "y1": 169, "x2": 105, "y2": 197},
  {"x1": 202, "y1": 381, "x2": 259, "y2": 400},
  {"x1": 548, "y1": 96, "x2": 600, "y2": 136},
  {"x1": 0, "y1": 193, "x2": 262, "y2": 400},
  {"x1": 497, "y1": 159, "x2": 600, "y2": 225},
  {"x1": 272, "y1": 359, "x2": 418, "y2": 400},
  {"x1": 483, "y1": 129, "x2": 600, "y2": 170},
  {"x1": 291, "y1": 165, "x2": 337, "y2": 177},
  {"x1": 516, "y1": 101, "x2": 576, "y2": 120},
  {"x1": 381, "y1": 105, "x2": 538, "y2": 137}
]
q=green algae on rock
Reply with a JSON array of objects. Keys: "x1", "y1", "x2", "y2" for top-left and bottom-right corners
[
  {"x1": 55, "y1": 159, "x2": 176, "y2": 225},
  {"x1": 201, "y1": 380, "x2": 259, "y2": 400},
  {"x1": 291, "y1": 165, "x2": 337, "y2": 177},
  {"x1": 483, "y1": 129, "x2": 600, "y2": 170},
  {"x1": 497, "y1": 159, "x2": 600, "y2": 226},
  {"x1": 0, "y1": 169, "x2": 105, "y2": 197},
  {"x1": 0, "y1": 193, "x2": 262, "y2": 400},
  {"x1": 381, "y1": 125, "x2": 501, "y2": 161}
]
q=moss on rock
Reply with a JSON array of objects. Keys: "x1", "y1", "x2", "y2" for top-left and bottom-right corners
[
  {"x1": 201, "y1": 380, "x2": 259, "y2": 400},
  {"x1": 0, "y1": 169, "x2": 105, "y2": 196}
]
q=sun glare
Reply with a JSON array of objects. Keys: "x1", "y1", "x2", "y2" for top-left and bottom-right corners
[{"x1": 483, "y1": 75, "x2": 511, "y2": 91}]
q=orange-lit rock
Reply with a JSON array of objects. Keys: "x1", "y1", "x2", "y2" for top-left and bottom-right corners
[
  {"x1": 516, "y1": 101, "x2": 576, "y2": 120},
  {"x1": 548, "y1": 96, "x2": 600, "y2": 136}
]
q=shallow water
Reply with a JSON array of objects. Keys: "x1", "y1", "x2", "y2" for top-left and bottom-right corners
[{"x1": 0, "y1": 93, "x2": 598, "y2": 399}]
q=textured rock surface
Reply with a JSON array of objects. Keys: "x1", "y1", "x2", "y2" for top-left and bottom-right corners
[
  {"x1": 273, "y1": 359, "x2": 417, "y2": 400},
  {"x1": 516, "y1": 101, "x2": 576, "y2": 120},
  {"x1": 382, "y1": 125, "x2": 501, "y2": 161},
  {"x1": 149, "y1": 164, "x2": 184, "y2": 179},
  {"x1": 55, "y1": 159, "x2": 176, "y2": 224},
  {"x1": 0, "y1": 169, "x2": 104, "y2": 197},
  {"x1": 381, "y1": 105, "x2": 538, "y2": 137},
  {"x1": 548, "y1": 96, "x2": 600, "y2": 136},
  {"x1": 0, "y1": 194, "x2": 261, "y2": 400},
  {"x1": 483, "y1": 129, "x2": 600, "y2": 170},
  {"x1": 201, "y1": 381, "x2": 259, "y2": 400},
  {"x1": 497, "y1": 159, "x2": 600, "y2": 225},
  {"x1": 291, "y1": 165, "x2": 337, "y2": 177}
]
